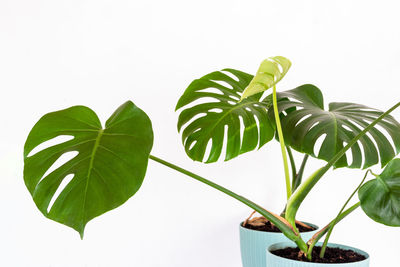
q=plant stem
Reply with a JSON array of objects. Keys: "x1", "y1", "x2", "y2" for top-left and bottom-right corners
[
  {"x1": 286, "y1": 166, "x2": 325, "y2": 224},
  {"x1": 272, "y1": 85, "x2": 292, "y2": 201},
  {"x1": 148, "y1": 154, "x2": 308, "y2": 251},
  {"x1": 293, "y1": 155, "x2": 309, "y2": 193},
  {"x1": 282, "y1": 149, "x2": 308, "y2": 216},
  {"x1": 285, "y1": 101, "x2": 400, "y2": 226},
  {"x1": 319, "y1": 170, "x2": 371, "y2": 258},
  {"x1": 306, "y1": 202, "x2": 360, "y2": 258},
  {"x1": 287, "y1": 146, "x2": 297, "y2": 187}
]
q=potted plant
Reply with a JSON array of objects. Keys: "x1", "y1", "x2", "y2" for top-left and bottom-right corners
[
  {"x1": 174, "y1": 56, "x2": 400, "y2": 265},
  {"x1": 174, "y1": 57, "x2": 320, "y2": 267},
  {"x1": 23, "y1": 57, "x2": 400, "y2": 266}
]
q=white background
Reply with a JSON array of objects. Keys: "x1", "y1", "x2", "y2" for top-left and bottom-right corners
[{"x1": 1, "y1": 0, "x2": 400, "y2": 266}]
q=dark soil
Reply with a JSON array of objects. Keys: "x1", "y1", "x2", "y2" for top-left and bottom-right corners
[
  {"x1": 243, "y1": 218, "x2": 315, "y2": 233},
  {"x1": 272, "y1": 246, "x2": 366, "y2": 263}
]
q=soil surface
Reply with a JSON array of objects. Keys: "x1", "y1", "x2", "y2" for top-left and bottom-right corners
[
  {"x1": 242, "y1": 216, "x2": 315, "y2": 233},
  {"x1": 272, "y1": 246, "x2": 366, "y2": 263}
]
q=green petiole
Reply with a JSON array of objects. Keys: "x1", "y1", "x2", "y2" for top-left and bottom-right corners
[
  {"x1": 148, "y1": 154, "x2": 308, "y2": 251},
  {"x1": 287, "y1": 146, "x2": 297, "y2": 189},
  {"x1": 293, "y1": 154, "x2": 309, "y2": 193},
  {"x1": 272, "y1": 85, "x2": 292, "y2": 202},
  {"x1": 306, "y1": 202, "x2": 361, "y2": 258},
  {"x1": 319, "y1": 170, "x2": 372, "y2": 258}
]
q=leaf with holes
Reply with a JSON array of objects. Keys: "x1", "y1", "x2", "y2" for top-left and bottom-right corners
[
  {"x1": 240, "y1": 56, "x2": 291, "y2": 101},
  {"x1": 273, "y1": 84, "x2": 400, "y2": 169},
  {"x1": 359, "y1": 158, "x2": 400, "y2": 226},
  {"x1": 24, "y1": 101, "x2": 153, "y2": 238},
  {"x1": 176, "y1": 69, "x2": 275, "y2": 163}
]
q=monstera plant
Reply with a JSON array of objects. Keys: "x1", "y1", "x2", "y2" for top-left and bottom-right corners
[
  {"x1": 24, "y1": 56, "x2": 400, "y2": 264},
  {"x1": 175, "y1": 56, "x2": 400, "y2": 262}
]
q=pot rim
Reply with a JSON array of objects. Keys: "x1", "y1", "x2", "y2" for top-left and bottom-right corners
[
  {"x1": 267, "y1": 241, "x2": 370, "y2": 265},
  {"x1": 240, "y1": 221, "x2": 319, "y2": 235}
]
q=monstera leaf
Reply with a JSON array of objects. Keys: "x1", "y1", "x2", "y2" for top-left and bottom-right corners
[
  {"x1": 24, "y1": 101, "x2": 153, "y2": 237},
  {"x1": 241, "y1": 56, "x2": 291, "y2": 100},
  {"x1": 176, "y1": 69, "x2": 275, "y2": 163},
  {"x1": 359, "y1": 158, "x2": 400, "y2": 226},
  {"x1": 274, "y1": 84, "x2": 400, "y2": 169}
]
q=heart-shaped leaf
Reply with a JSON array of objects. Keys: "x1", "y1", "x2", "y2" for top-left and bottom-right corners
[
  {"x1": 176, "y1": 69, "x2": 275, "y2": 163},
  {"x1": 274, "y1": 84, "x2": 400, "y2": 169},
  {"x1": 24, "y1": 101, "x2": 153, "y2": 237},
  {"x1": 359, "y1": 158, "x2": 400, "y2": 226},
  {"x1": 240, "y1": 56, "x2": 291, "y2": 100}
]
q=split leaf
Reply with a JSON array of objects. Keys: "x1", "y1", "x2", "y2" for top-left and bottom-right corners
[
  {"x1": 176, "y1": 69, "x2": 274, "y2": 163},
  {"x1": 275, "y1": 84, "x2": 400, "y2": 169},
  {"x1": 24, "y1": 101, "x2": 153, "y2": 237}
]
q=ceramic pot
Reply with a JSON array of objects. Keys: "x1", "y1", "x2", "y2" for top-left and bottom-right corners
[
  {"x1": 266, "y1": 242, "x2": 370, "y2": 267},
  {"x1": 239, "y1": 222, "x2": 318, "y2": 267}
]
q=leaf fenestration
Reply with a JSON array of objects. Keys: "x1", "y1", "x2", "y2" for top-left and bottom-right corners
[
  {"x1": 176, "y1": 69, "x2": 275, "y2": 163},
  {"x1": 240, "y1": 56, "x2": 291, "y2": 101},
  {"x1": 274, "y1": 84, "x2": 400, "y2": 169},
  {"x1": 24, "y1": 101, "x2": 154, "y2": 237}
]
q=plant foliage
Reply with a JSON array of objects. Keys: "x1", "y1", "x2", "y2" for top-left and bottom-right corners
[
  {"x1": 24, "y1": 101, "x2": 153, "y2": 237},
  {"x1": 240, "y1": 56, "x2": 291, "y2": 100},
  {"x1": 176, "y1": 69, "x2": 275, "y2": 163},
  {"x1": 359, "y1": 158, "x2": 400, "y2": 226},
  {"x1": 274, "y1": 84, "x2": 400, "y2": 169}
]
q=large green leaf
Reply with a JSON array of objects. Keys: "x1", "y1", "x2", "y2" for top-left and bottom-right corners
[
  {"x1": 240, "y1": 56, "x2": 291, "y2": 100},
  {"x1": 176, "y1": 69, "x2": 275, "y2": 163},
  {"x1": 359, "y1": 158, "x2": 400, "y2": 226},
  {"x1": 274, "y1": 84, "x2": 400, "y2": 169},
  {"x1": 24, "y1": 101, "x2": 153, "y2": 237}
]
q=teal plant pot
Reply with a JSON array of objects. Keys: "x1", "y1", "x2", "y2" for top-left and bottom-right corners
[
  {"x1": 266, "y1": 242, "x2": 370, "y2": 267},
  {"x1": 240, "y1": 222, "x2": 318, "y2": 267}
]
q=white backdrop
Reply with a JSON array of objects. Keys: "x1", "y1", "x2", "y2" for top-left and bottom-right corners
[{"x1": 1, "y1": 0, "x2": 400, "y2": 266}]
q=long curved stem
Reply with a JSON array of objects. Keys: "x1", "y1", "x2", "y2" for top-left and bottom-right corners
[
  {"x1": 148, "y1": 154, "x2": 308, "y2": 251},
  {"x1": 285, "y1": 101, "x2": 400, "y2": 226},
  {"x1": 306, "y1": 202, "x2": 360, "y2": 257},
  {"x1": 272, "y1": 85, "x2": 291, "y2": 201},
  {"x1": 319, "y1": 170, "x2": 371, "y2": 257}
]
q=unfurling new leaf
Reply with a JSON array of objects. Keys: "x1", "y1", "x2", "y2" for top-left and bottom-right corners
[{"x1": 240, "y1": 56, "x2": 291, "y2": 101}]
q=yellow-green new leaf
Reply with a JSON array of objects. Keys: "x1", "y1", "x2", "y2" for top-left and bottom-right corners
[{"x1": 240, "y1": 56, "x2": 291, "y2": 101}]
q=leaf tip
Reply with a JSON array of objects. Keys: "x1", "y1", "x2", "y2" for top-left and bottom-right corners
[
  {"x1": 121, "y1": 100, "x2": 136, "y2": 109},
  {"x1": 77, "y1": 222, "x2": 87, "y2": 239}
]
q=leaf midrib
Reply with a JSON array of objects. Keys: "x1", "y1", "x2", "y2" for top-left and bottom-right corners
[
  {"x1": 81, "y1": 128, "x2": 104, "y2": 228},
  {"x1": 376, "y1": 175, "x2": 391, "y2": 193}
]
